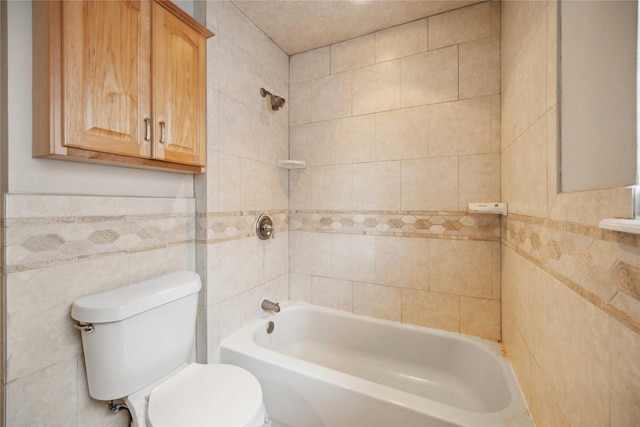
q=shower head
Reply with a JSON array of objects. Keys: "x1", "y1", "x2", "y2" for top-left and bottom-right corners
[{"x1": 260, "y1": 88, "x2": 286, "y2": 111}]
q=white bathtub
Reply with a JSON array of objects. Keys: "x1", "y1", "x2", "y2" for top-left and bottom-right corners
[{"x1": 219, "y1": 303, "x2": 533, "y2": 427}]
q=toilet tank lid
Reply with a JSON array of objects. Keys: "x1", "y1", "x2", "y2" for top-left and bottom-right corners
[{"x1": 71, "y1": 271, "x2": 202, "y2": 323}]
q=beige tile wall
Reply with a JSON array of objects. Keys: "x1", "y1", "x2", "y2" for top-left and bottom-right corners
[
  {"x1": 2, "y1": 194, "x2": 195, "y2": 425},
  {"x1": 289, "y1": 1, "x2": 502, "y2": 341},
  {"x1": 0, "y1": 197, "x2": 4, "y2": 424},
  {"x1": 197, "y1": 0, "x2": 290, "y2": 363},
  {"x1": 501, "y1": 1, "x2": 640, "y2": 425}
]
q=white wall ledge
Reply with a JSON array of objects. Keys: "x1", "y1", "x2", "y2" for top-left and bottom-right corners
[{"x1": 598, "y1": 218, "x2": 640, "y2": 235}]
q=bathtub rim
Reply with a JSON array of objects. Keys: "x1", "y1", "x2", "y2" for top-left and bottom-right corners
[{"x1": 219, "y1": 301, "x2": 533, "y2": 427}]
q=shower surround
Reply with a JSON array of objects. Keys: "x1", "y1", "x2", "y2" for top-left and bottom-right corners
[{"x1": 288, "y1": 1, "x2": 503, "y2": 339}]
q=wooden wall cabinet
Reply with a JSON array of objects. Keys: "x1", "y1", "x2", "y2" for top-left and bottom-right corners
[{"x1": 33, "y1": 0, "x2": 214, "y2": 173}]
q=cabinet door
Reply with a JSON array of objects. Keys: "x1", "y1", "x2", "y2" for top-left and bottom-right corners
[
  {"x1": 62, "y1": 0, "x2": 151, "y2": 157},
  {"x1": 151, "y1": 1, "x2": 207, "y2": 167}
]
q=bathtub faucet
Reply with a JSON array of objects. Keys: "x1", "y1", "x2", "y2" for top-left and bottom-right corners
[{"x1": 261, "y1": 299, "x2": 280, "y2": 313}]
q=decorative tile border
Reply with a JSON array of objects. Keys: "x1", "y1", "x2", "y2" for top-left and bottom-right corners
[
  {"x1": 505, "y1": 214, "x2": 640, "y2": 334},
  {"x1": 3, "y1": 195, "x2": 195, "y2": 273},
  {"x1": 291, "y1": 210, "x2": 500, "y2": 241},
  {"x1": 196, "y1": 210, "x2": 288, "y2": 244}
]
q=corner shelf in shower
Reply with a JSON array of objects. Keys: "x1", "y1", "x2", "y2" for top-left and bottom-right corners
[{"x1": 277, "y1": 159, "x2": 307, "y2": 169}]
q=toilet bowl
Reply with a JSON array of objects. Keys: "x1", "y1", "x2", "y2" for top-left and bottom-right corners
[{"x1": 71, "y1": 271, "x2": 270, "y2": 427}]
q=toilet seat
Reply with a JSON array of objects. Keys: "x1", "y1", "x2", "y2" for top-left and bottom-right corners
[{"x1": 146, "y1": 363, "x2": 267, "y2": 427}]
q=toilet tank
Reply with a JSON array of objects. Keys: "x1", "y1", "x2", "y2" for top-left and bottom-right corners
[{"x1": 71, "y1": 271, "x2": 202, "y2": 401}]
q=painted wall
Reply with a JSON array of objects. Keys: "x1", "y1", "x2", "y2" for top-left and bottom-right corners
[
  {"x1": 6, "y1": 1, "x2": 193, "y2": 199},
  {"x1": 501, "y1": 1, "x2": 640, "y2": 425},
  {"x1": 288, "y1": 2, "x2": 503, "y2": 340}
]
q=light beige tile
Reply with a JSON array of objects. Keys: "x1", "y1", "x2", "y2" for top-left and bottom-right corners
[
  {"x1": 218, "y1": 153, "x2": 242, "y2": 211},
  {"x1": 529, "y1": 359, "x2": 571, "y2": 427},
  {"x1": 126, "y1": 244, "x2": 196, "y2": 288},
  {"x1": 311, "y1": 164, "x2": 353, "y2": 210},
  {"x1": 532, "y1": 275, "x2": 610, "y2": 427},
  {"x1": 312, "y1": 276, "x2": 353, "y2": 312},
  {"x1": 501, "y1": 4, "x2": 546, "y2": 147},
  {"x1": 197, "y1": 152, "x2": 218, "y2": 212},
  {"x1": 332, "y1": 233, "x2": 376, "y2": 283},
  {"x1": 401, "y1": 46, "x2": 458, "y2": 108},
  {"x1": 216, "y1": 275, "x2": 289, "y2": 342},
  {"x1": 375, "y1": 235, "x2": 428, "y2": 289},
  {"x1": 428, "y1": 96, "x2": 492, "y2": 157},
  {"x1": 218, "y1": 38, "x2": 261, "y2": 111},
  {"x1": 291, "y1": 46, "x2": 330, "y2": 83},
  {"x1": 502, "y1": 116, "x2": 548, "y2": 218},
  {"x1": 459, "y1": 36, "x2": 500, "y2": 99},
  {"x1": 218, "y1": 93, "x2": 258, "y2": 160},
  {"x1": 549, "y1": 187, "x2": 635, "y2": 226},
  {"x1": 546, "y1": 106, "x2": 558, "y2": 215},
  {"x1": 290, "y1": 81, "x2": 311, "y2": 126},
  {"x1": 290, "y1": 231, "x2": 332, "y2": 277},
  {"x1": 3, "y1": 194, "x2": 185, "y2": 219},
  {"x1": 402, "y1": 289, "x2": 459, "y2": 332},
  {"x1": 6, "y1": 256, "x2": 128, "y2": 381},
  {"x1": 290, "y1": 167, "x2": 312, "y2": 210},
  {"x1": 609, "y1": 293, "x2": 640, "y2": 326},
  {"x1": 353, "y1": 282, "x2": 401, "y2": 321},
  {"x1": 429, "y1": 239, "x2": 494, "y2": 299},
  {"x1": 459, "y1": 153, "x2": 501, "y2": 211},
  {"x1": 375, "y1": 18, "x2": 429, "y2": 63},
  {"x1": 401, "y1": 157, "x2": 458, "y2": 211},
  {"x1": 352, "y1": 60, "x2": 401, "y2": 115},
  {"x1": 331, "y1": 34, "x2": 375, "y2": 74},
  {"x1": 375, "y1": 106, "x2": 428, "y2": 161},
  {"x1": 492, "y1": 242, "x2": 501, "y2": 300},
  {"x1": 290, "y1": 273, "x2": 312, "y2": 303},
  {"x1": 546, "y1": 0, "x2": 558, "y2": 110},
  {"x1": 240, "y1": 158, "x2": 260, "y2": 211},
  {"x1": 310, "y1": 71, "x2": 352, "y2": 122},
  {"x1": 257, "y1": 232, "x2": 289, "y2": 284},
  {"x1": 492, "y1": 94, "x2": 501, "y2": 153},
  {"x1": 291, "y1": 122, "x2": 331, "y2": 166},
  {"x1": 610, "y1": 320, "x2": 640, "y2": 427},
  {"x1": 501, "y1": 311, "x2": 532, "y2": 405},
  {"x1": 352, "y1": 161, "x2": 401, "y2": 211},
  {"x1": 207, "y1": 237, "x2": 259, "y2": 305},
  {"x1": 6, "y1": 356, "x2": 77, "y2": 426},
  {"x1": 218, "y1": 2, "x2": 279, "y2": 74},
  {"x1": 331, "y1": 115, "x2": 376, "y2": 164},
  {"x1": 428, "y1": 2, "x2": 491, "y2": 50},
  {"x1": 460, "y1": 297, "x2": 500, "y2": 341}
]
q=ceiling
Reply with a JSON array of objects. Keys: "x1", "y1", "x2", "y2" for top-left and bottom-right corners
[{"x1": 230, "y1": 0, "x2": 483, "y2": 55}]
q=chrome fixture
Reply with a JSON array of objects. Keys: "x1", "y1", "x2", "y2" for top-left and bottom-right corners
[
  {"x1": 266, "y1": 321, "x2": 275, "y2": 334},
  {"x1": 73, "y1": 322, "x2": 94, "y2": 333},
  {"x1": 260, "y1": 88, "x2": 286, "y2": 111},
  {"x1": 255, "y1": 213, "x2": 275, "y2": 240},
  {"x1": 261, "y1": 299, "x2": 280, "y2": 313}
]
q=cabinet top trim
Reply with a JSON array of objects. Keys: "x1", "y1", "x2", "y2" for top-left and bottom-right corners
[{"x1": 155, "y1": 0, "x2": 215, "y2": 38}]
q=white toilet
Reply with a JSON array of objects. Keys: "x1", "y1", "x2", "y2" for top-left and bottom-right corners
[{"x1": 71, "y1": 271, "x2": 270, "y2": 427}]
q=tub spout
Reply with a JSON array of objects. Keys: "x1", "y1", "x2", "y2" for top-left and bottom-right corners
[{"x1": 261, "y1": 299, "x2": 280, "y2": 313}]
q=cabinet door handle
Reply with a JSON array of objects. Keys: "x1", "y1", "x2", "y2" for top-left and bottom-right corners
[
  {"x1": 144, "y1": 118, "x2": 151, "y2": 141},
  {"x1": 159, "y1": 121, "x2": 166, "y2": 144}
]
